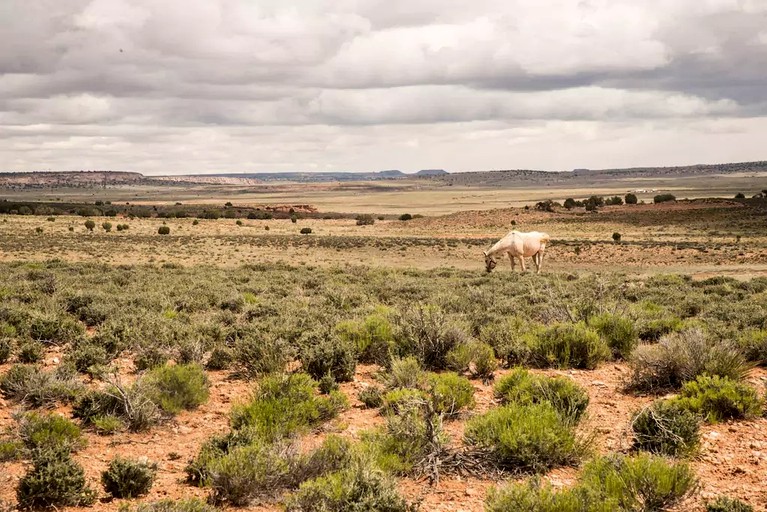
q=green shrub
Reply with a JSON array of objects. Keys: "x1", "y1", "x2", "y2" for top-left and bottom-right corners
[
  {"x1": 102, "y1": 456, "x2": 157, "y2": 498},
  {"x1": 16, "y1": 450, "x2": 96, "y2": 508},
  {"x1": 18, "y1": 341, "x2": 44, "y2": 363},
  {"x1": 355, "y1": 214, "x2": 375, "y2": 226},
  {"x1": 28, "y1": 314, "x2": 84, "y2": 345},
  {"x1": 102, "y1": 221, "x2": 112, "y2": 232},
  {"x1": 286, "y1": 463, "x2": 413, "y2": 512},
  {"x1": 206, "y1": 440, "x2": 295, "y2": 506},
  {"x1": 673, "y1": 375, "x2": 763, "y2": 423},
  {"x1": 654, "y1": 193, "x2": 676, "y2": 204},
  {"x1": 73, "y1": 385, "x2": 161, "y2": 433},
  {"x1": 158, "y1": 226, "x2": 171, "y2": 235},
  {"x1": 446, "y1": 340, "x2": 498, "y2": 380},
  {"x1": 579, "y1": 454, "x2": 696, "y2": 512},
  {"x1": 0, "y1": 439, "x2": 23, "y2": 462},
  {"x1": 318, "y1": 372, "x2": 339, "y2": 394},
  {"x1": 625, "y1": 193, "x2": 638, "y2": 204},
  {"x1": 478, "y1": 317, "x2": 540, "y2": 366},
  {"x1": 464, "y1": 402, "x2": 587, "y2": 473},
  {"x1": 134, "y1": 346, "x2": 171, "y2": 371},
  {"x1": 631, "y1": 400, "x2": 700, "y2": 456},
  {"x1": 383, "y1": 356, "x2": 426, "y2": 390},
  {"x1": 300, "y1": 330, "x2": 357, "y2": 383},
  {"x1": 358, "y1": 386, "x2": 384, "y2": 408},
  {"x1": 205, "y1": 346, "x2": 234, "y2": 371},
  {"x1": 634, "y1": 302, "x2": 683, "y2": 341},
  {"x1": 427, "y1": 372, "x2": 475, "y2": 418},
  {"x1": 494, "y1": 368, "x2": 589, "y2": 424},
  {"x1": 707, "y1": 496, "x2": 754, "y2": 512},
  {"x1": 336, "y1": 313, "x2": 395, "y2": 365},
  {"x1": 118, "y1": 499, "x2": 218, "y2": 512},
  {"x1": 395, "y1": 305, "x2": 469, "y2": 370},
  {"x1": 18, "y1": 412, "x2": 85, "y2": 453},
  {"x1": 230, "y1": 373, "x2": 346, "y2": 441},
  {"x1": 612, "y1": 232, "x2": 621, "y2": 242},
  {"x1": 300, "y1": 227, "x2": 312, "y2": 234},
  {"x1": 84, "y1": 220, "x2": 95, "y2": 231},
  {"x1": 485, "y1": 479, "x2": 602, "y2": 512},
  {"x1": 0, "y1": 364, "x2": 82, "y2": 407},
  {"x1": 0, "y1": 337, "x2": 12, "y2": 363},
  {"x1": 295, "y1": 435, "x2": 356, "y2": 483},
  {"x1": 737, "y1": 329, "x2": 767, "y2": 364},
  {"x1": 589, "y1": 313, "x2": 638, "y2": 359},
  {"x1": 382, "y1": 388, "x2": 428, "y2": 416},
  {"x1": 144, "y1": 363, "x2": 210, "y2": 414},
  {"x1": 233, "y1": 333, "x2": 291, "y2": 378},
  {"x1": 399, "y1": 213, "x2": 412, "y2": 221},
  {"x1": 93, "y1": 414, "x2": 125, "y2": 435},
  {"x1": 69, "y1": 342, "x2": 109, "y2": 374},
  {"x1": 627, "y1": 329, "x2": 750, "y2": 393},
  {"x1": 528, "y1": 322, "x2": 610, "y2": 370}
]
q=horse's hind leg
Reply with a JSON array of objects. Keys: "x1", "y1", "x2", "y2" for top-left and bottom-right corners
[
  {"x1": 508, "y1": 253, "x2": 516, "y2": 272},
  {"x1": 537, "y1": 249, "x2": 545, "y2": 274},
  {"x1": 519, "y1": 256, "x2": 527, "y2": 272}
]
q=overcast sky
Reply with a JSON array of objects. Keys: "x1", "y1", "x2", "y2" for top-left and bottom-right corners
[{"x1": 1, "y1": 0, "x2": 766, "y2": 175}]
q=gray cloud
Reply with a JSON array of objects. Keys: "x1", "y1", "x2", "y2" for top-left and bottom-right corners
[{"x1": 1, "y1": 0, "x2": 766, "y2": 174}]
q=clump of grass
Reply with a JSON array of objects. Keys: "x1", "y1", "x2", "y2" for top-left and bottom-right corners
[
  {"x1": 737, "y1": 329, "x2": 767, "y2": 365},
  {"x1": 479, "y1": 316, "x2": 541, "y2": 367},
  {"x1": 527, "y1": 322, "x2": 610, "y2": 370},
  {"x1": 494, "y1": 368, "x2": 589, "y2": 424},
  {"x1": 336, "y1": 311, "x2": 395, "y2": 365},
  {"x1": 229, "y1": 373, "x2": 347, "y2": 442},
  {"x1": 0, "y1": 337, "x2": 13, "y2": 363},
  {"x1": 92, "y1": 414, "x2": 125, "y2": 435},
  {"x1": 589, "y1": 312, "x2": 638, "y2": 359},
  {"x1": 358, "y1": 386, "x2": 384, "y2": 409},
  {"x1": 205, "y1": 345, "x2": 234, "y2": 371},
  {"x1": 487, "y1": 453, "x2": 695, "y2": 512},
  {"x1": 395, "y1": 305, "x2": 470, "y2": 371},
  {"x1": 134, "y1": 346, "x2": 171, "y2": 371},
  {"x1": 464, "y1": 402, "x2": 588, "y2": 473},
  {"x1": 382, "y1": 356, "x2": 426, "y2": 390},
  {"x1": 17, "y1": 341, "x2": 44, "y2": 364},
  {"x1": 707, "y1": 496, "x2": 754, "y2": 512},
  {"x1": 144, "y1": 363, "x2": 210, "y2": 414},
  {"x1": 631, "y1": 400, "x2": 700, "y2": 456},
  {"x1": 17, "y1": 411, "x2": 86, "y2": 453},
  {"x1": 73, "y1": 381, "x2": 162, "y2": 433},
  {"x1": 427, "y1": 372, "x2": 475, "y2": 418},
  {"x1": 0, "y1": 364, "x2": 82, "y2": 408},
  {"x1": 68, "y1": 341, "x2": 109, "y2": 374},
  {"x1": 446, "y1": 340, "x2": 498, "y2": 380},
  {"x1": 627, "y1": 329, "x2": 750, "y2": 393},
  {"x1": 233, "y1": 333, "x2": 291, "y2": 378},
  {"x1": 117, "y1": 499, "x2": 218, "y2": 512},
  {"x1": 0, "y1": 439, "x2": 23, "y2": 462},
  {"x1": 673, "y1": 375, "x2": 763, "y2": 423},
  {"x1": 102, "y1": 456, "x2": 158, "y2": 498},
  {"x1": 300, "y1": 330, "x2": 357, "y2": 384}
]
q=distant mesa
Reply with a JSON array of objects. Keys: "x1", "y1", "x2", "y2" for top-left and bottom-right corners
[
  {"x1": 377, "y1": 170, "x2": 405, "y2": 177},
  {"x1": 416, "y1": 169, "x2": 448, "y2": 176}
]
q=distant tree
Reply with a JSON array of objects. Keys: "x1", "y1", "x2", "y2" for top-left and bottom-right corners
[
  {"x1": 158, "y1": 226, "x2": 170, "y2": 235},
  {"x1": 625, "y1": 193, "x2": 638, "y2": 205},
  {"x1": 584, "y1": 195, "x2": 604, "y2": 211},
  {"x1": 399, "y1": 213, "x2": 413, "y2": 221},
  {"x1": 606, "y1": 196, "x2": 623, "y2": 206},
  {"x1": 236, "y1": 220, "x2": 243, "y2": 226},
  {"x1": 224, "y1": 209, "x2": 236, "y2": 219},
  {"x1": 84, "y1": 220, "x2": 95, "y2": 232},
  {"x1": 735, "y1": 193, "x2": 746, "y2": 199},
  {"x1": 564, "y1": 198, "x2": 576, "y2": 209},
  {"x1": 612, "y1": 232, "x2": 622, "y2": 242},
  {"x1": 300, "y1": 227, "x2": 312, "y2": 234},
  {"x1": 35, "y1": 227, "x2": 43, "y2": 234},
  {"x1": 225, "y1": 202, "x2": 233, "y2": 207},
  {"x1": 355, "y1": 214, "x2": 375, "y2": 226},
  {"x1": 102, "y1": 222, "x2": 112, "y2": 232},
  {"x1": 654, "y1": 194, "x2": 676, "y2": 204},
  {"x1": 291, "y1": 214, "x2": 298, "y2": 224}
]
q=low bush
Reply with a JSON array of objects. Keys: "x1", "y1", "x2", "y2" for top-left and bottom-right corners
[
  {"x1": 707, "y1": 496, "x2": 754, "y2": 512},
  {"x1": 382, "y1": 388, "x2": 428, "y2": 416},
  {"x1": 233, "y1": 333, "x2": 291, "y2": 378},
  {"x1": 16, "y1": 450, "x2": 96, "y2": 508},
  {"x1": 158, "y1": 226, "x2": 170, "y2": 235},
  {"x1": 134, "y1": 347, "x2": 171, "y2": 371},
  {"x1": 355, "y1": 214, "x2": 375, "y2": 226},
  {"x1": 336, "y1": 312, "x2": 395, "y2": 365},
  {"x1": 395, "y1": 305, "x2": 470, "y2": 371},
  {"x1": 464, "y1": 402, "x2": 587, "y2": 473},
  {"x1": 294, "y1": 435, "x2": 355, "y2": 483},
  {"x1": 300, "y1": 227, "x2": 312, "y2": 234},
  {"x1": 427, "y1": 372, "x2": 475, "y2": 418},
  {"x1": 528, "y1": 322, "x2": 610, "y2": 370},
  {"x1": 478, "y1": 317, "x2": 540, "y2": 367},
  {"x1": 0, "y1": 337, "x2": 12, "y2": 363},
  {"x1": 92, "y1": 414, "x2": 125, "y2": 435},
  {"x1": 118, "y1": 499, "x2": 218, "y2": 512},
  {"x1": 589, "y1": 313, "x2": 638, "y2": 359},
  {"x1": 673, "y1": 375, "x2": 763, "y2": 423},
  {"x1": 0, "y1": 364, "x2": 82, "y2": 408},
  {"x1": 102, "y1": 456, "x2": 157, "y2": 498},
  {"x1": 578, "y1": 454, "x2": 696, "y2": 511},
  {"x1": 17, "y1": 341, "x2": 44, "y2": 363},
  {"x1": 0, "y1": 439, "x2": 23, "y2": 462},
  {"x1": 205, "y1": 345, "x2": 234, "y2": 371},
  {"x1": 494, "y1": 368, "x2": 589, "y2": 424},
  {"x1": 631, "y1": 400, "x2": 700, "y2": 456},
  {"x1": 382, "y1": 356, "x2": 426, "y2": 390},
  {"x1": 144, "y1": 363, "x2": 210, "y2": 414},
  {"x1": 69, "y1": 342, "x2": 109, "y2": 374},
  {"x1": 286, "y1": 462, "x2": 414, "y2": 512},
  {"x1": 627, "y1": 329, "x2": 750, "y2": 393},
  {"x1": 446, "y1": 340, "x2": 498, "y2": 380},
  {"x1": 485, "y1": 479, "x2": 600, "y2": 512},
  {"x1": 18, "y1": 412, "x2": 86, "y2": 453},
  {"x1": 229, "y1": 373, "x2": 347, "y2": 442},
  {"x1": 300, "y1": 330, "x2": 357, "y2": 383},
  {"x1": 73, "y1": 384, "x2": 161, "y2": 433},
  {"x1": 654, "y1": 193, "x2": 677, "y2": 204},
  {"x1": 737, "y1": 329, "x2": 767, "y2": 364},
  {"x1": 358, "y1": 386, "x2": 384, "y2": 409},
  {"x1": 633, "y1": 301, "x2": 683, "y2": 341}
]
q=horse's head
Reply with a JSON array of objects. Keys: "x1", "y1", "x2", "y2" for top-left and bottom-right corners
[{"x1": 484, "y1": 251, "x2": 497, "y2": 273}]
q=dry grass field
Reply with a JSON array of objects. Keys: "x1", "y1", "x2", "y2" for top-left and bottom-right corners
[{"x1": 2, "y1": 181, "x2": 767, "y2": 512}]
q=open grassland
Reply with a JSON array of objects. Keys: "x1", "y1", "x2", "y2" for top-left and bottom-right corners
[
  {"x1": 2, "y1": 199, "x2": 767, "y2": 277},
  {"x1": 1, "y1": 262, "x2": 767, "y2": 511}
]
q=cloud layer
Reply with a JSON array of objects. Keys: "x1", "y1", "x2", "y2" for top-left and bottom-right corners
[{"x1": 1, "y1": 0, "x2": 766, "y2": 173}]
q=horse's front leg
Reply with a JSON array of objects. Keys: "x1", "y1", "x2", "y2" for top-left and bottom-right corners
[
  {"x1": 508, "y1": 253, "x2": 516, "y2": 272},
  {"x1": 519, "y1": 256, "x2": 527, "y2": 272},
  {"x1": 537, "y1": 250, "x2": 545, "y2": 274}
]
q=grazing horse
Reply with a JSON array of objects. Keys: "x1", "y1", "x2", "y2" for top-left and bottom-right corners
[{"x1": 484, "y1": 231, "x2": 550, "y2": 274}]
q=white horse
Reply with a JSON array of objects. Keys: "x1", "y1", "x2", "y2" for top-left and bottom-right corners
[{"x1": 484, "y1": 230, "x2": 551, "y2": 274}]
